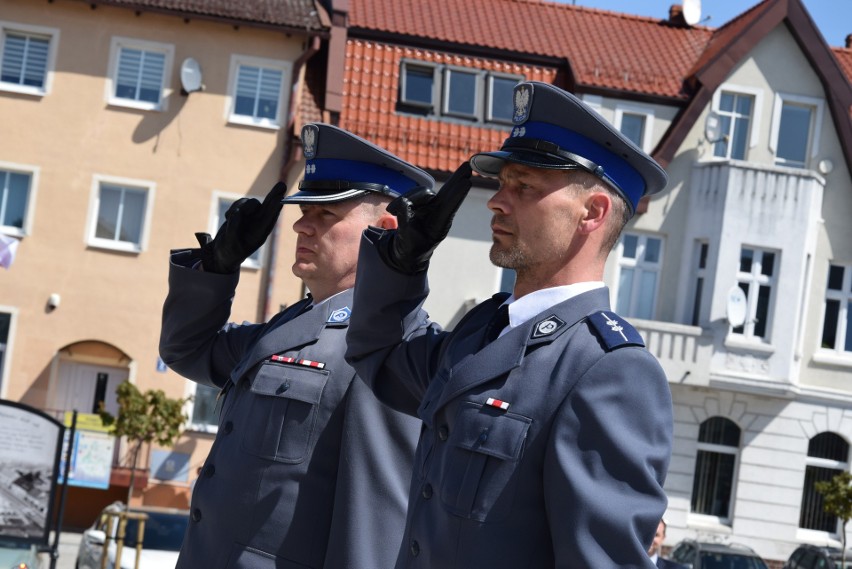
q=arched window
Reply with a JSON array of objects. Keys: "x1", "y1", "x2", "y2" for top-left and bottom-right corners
[
  {"x1": 799, "y1": 432, "x2": 849, "y2": 532},
  {"x1": 691, "y1": 417, "x2": 741, "y2": 522}
]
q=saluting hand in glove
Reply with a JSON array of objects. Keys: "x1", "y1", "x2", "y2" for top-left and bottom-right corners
[
  {"x1": 379, "y1": 162, "x2": 473, "y2": 274},
  {"x1": 197, "y1": 182, "x2": 287, "y2": 274}
]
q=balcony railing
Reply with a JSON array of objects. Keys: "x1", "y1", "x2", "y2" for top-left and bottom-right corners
[{"x1": 632, "y1": 319, "x2": 713, "y2": 386}]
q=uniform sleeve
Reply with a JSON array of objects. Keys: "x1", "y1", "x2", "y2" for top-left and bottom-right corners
[
  {"x1": 543, "y1": 345, "x2": 672, "y2": 569},
  {"x1": 323, "y1": 374, "x2": 420, "y2": 569},
  {"x1": 159, "y1": 250, "x2": 265, "y2": 388},
  {"x1": 345, "y1": 230, "x2": 448, "y2": 416}
]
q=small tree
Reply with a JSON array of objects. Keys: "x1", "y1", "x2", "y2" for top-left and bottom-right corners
[
  {"x1": 814, "y1": 471, "x2": 852, "y2": 566},
  {"x1": 99, "y1": 381, "x2": 189, "y2": 505}
]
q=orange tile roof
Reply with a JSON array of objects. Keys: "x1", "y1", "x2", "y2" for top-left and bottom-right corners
[
  {"x1": 834, "y1": 48, "x2": 852, "y2": 85},
  {"x1": 340, "y1": 40, "x2": 558, "y2": 172},
  {"x1": 349, "y1": 0, "x2": 714, "y2": 99}
]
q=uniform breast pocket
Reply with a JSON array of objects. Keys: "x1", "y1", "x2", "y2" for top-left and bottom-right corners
[
  {"x1": 439, "y1": 401, "x2": 531, "y2": 522},
  {"x1": 241, "y1": 363, "x2": 329, "y2": 464}
]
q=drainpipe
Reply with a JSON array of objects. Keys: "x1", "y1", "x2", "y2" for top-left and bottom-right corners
[{"x1": 261, "y1": 34, "x2": 322, "y2": 321}]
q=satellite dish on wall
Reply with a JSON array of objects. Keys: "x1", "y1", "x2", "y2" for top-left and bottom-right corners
[
  {"x1": 683, "y1": 0, "x2": 702, "y2": 26},
  {"x1": 704, "y1": 110, "x2": 723, "y2": 143},
  {"x1": 726, "y1": 286, "x2": 748, "y2": 328},
  {"x1": 180, "y1": 58, "x2": 203, "y2": 95}
]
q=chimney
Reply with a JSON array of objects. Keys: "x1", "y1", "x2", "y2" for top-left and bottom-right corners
[
  {"x1": 668, "y1": 4, "x2": 688, "y2": 27},
  {"x1": 846, "y1": 33, "x2": 852, "y2": 49}
]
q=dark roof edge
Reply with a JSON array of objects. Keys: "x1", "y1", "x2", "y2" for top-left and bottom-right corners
[
  {"x1": 75, "y1": 0, "x2": 331, "y2": 38},
  {"x1": 347, "y1": 26, "x2": 566, "y2": 68}
]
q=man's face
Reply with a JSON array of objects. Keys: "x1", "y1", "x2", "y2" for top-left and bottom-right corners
[
  {"x1": 487, "y1": 162, "x2": 586, "y2": 279},
  {"x1": 648, "y1": 521, "x2": 665, "y2": 556},
  {"x1": 291, "y1": 199, "x2": 381, "y2": 300}
]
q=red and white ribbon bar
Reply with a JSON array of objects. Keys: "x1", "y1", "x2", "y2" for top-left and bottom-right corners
[{"x1": 486, "y1": 397, "x2": 510, "y2": 410}]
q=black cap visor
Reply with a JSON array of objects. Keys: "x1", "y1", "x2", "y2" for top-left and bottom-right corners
[
  {"x1": 282, "y1": 180, "x2": 396, "y2": 204},
  {"x1": 470, "y1": 149, "x2": 587, "y2": 178}
]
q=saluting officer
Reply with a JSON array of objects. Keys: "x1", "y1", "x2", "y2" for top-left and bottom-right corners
[
  {"x1": 159, "y1": 124, "x2": 430, "y2": 569},
  {"x1": 345, "y1": 81, "x2": 673, "y2": 568}
]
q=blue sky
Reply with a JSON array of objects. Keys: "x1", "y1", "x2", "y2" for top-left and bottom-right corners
[{"x1": 566, "y1": 0, "x2": 850, "y2": 48}]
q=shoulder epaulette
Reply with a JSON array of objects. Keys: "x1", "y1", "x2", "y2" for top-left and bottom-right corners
[{"x1": 587, "y1": 311, "x2": 645, "y2": 351}]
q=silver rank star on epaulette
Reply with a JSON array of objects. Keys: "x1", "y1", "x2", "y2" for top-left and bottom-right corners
[{"x1": 586, "y1": 311, "x2": 645, "y2": 351}]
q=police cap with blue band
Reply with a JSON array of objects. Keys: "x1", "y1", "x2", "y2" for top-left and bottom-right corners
[
  {"x1": 283, "y1": 123, "x2": 435, "y2": 204},
  {"x1": 469, "y1": 81, "x2": 668, "y2": 216}
]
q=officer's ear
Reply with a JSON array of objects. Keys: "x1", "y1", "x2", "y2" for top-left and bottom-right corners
[
  {"x1": 376, "y1": 211, "x2": 398, "y2": 230},
  {"x1": 577, "y1": 192, "x2": 611, "y2": 235}
]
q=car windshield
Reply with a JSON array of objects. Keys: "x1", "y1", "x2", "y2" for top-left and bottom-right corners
[
  {"x1": 121, "y1": 512, "x2": 187, "y2": 551},
  {"x1": 700, "y1": 552, "x2": 767, "y2": 569}
]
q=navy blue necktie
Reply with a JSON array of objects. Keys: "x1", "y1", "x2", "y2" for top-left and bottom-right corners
[{"x1": 483, "y1": 304, "x2": 510, "y2": 345}]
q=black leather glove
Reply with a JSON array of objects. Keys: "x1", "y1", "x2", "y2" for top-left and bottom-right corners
[
  {"x1": 197, "y1": 182, "x2": 287, "y2": 274},
  {"x1": 379, "y1": 162, "x2": 472, "y2": 274}
]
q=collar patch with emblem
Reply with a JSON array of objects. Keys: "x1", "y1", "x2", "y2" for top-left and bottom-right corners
[
  {"x1": 531, "y1": 315, "x2": 565, "y2": 339},
  {"x1": 327, "y1": 306, "x2": 351, "y2": 324}
]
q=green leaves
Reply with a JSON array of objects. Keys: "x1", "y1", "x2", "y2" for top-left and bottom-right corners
[{"x1": 98, "y1": 381, "x2": 189, "y2": 447}]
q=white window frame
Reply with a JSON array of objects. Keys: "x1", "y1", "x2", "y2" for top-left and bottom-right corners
[
  {"x1": 210, "y1": 191, "x2": 263, "y2": 270},
  {"x1": 798, "y1": 433, "x2": 849, "y2": 535},
  {"x1": 614, "y1": 232, "x2": 664, "y2": 320},
  {"x1": 442, "y1": 66, "x2": 481, "y2": 120},
  {"x1": 486, "y1": 72, "x2": 522, "y2": 125},
  {"x1": 106, "y1": 36, "x2": 173, "y2": 112},
  {"x1": 689, "y1": 417, "x2": 741, "y2": 527},
  {"x1": 710, "y1": 84, "x2": 764, "y2": 160},
  {"x1": 0, "y1": 306, "x2": 17, "y2": 400},
  {"x1": 183, "y1": 380, "x2": 220, "y2": 433},
  {"x1": 0, "y1": 160, "x2": 39, "y2": 237},
  {"x1": 815, "y1": 263, "x2": 852, "y2": 365},
  {"x1": 730, "y1": 246, "x2": 778, "y2": 341},
  {"x1": 225, "y1": 54, "x2": 292, "y2": 130},
  {"x1": 0, "y1": 21, "x2": 59, "y2": 97},
  {"x1": 769, "y1": 92, "x2": 824, "y2": 169},
  {"x1": 614, "y1": 103, "x2": 655, "y2": 153},
  {"x1": 86, "y1": 174, "x2": 155, "y2": 253}
]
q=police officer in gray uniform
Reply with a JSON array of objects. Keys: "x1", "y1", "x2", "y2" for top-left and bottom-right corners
[
  {"x1": 345, "y1": 82, "x2": 673, "y2": 568},
  {"x1": 159, "y1": 123, "x2": 430, "y2": 569}
]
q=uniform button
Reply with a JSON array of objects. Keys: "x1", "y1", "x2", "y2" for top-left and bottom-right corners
[
  {"x1": 438, "y1": 425, "x2": 449, "y2": 441},
  {"x1": 421, "y1": 484, "x2": 433, "y2": 499},
  {"x1": 477, "y1": 429, "x2": 489, "y2": 444},
  {"x1": 223, "y1": 421, "x2": 233, "y2": 434},
  {"x1": 276, "y1": 381, "x2": 290, "y2": 394},
  {"x1": 204, "y1": 464, "x2": 215, "y2": 477},
  {"x1": 410, "y1": 540, "x2": 420, "y2": 557},
  {"x1": 191, "y1": 508, "x2": 202, "y2": 522}
]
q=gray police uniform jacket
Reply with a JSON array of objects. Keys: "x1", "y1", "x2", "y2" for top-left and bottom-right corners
[
  {"x1": 159, "y1": 250, "x2": 421, "y2": 569},
  {"x1": 345, "y1": 233, "x2": 673, "y2": 569}
]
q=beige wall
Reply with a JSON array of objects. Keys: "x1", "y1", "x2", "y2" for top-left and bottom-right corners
[{"x1": 0, "y1": 0, "x2": 311, "y2": 503}]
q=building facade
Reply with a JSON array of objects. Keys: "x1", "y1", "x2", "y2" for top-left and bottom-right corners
[{"x1": 0, "y1": 0, "x2": 326, "y2": 525}]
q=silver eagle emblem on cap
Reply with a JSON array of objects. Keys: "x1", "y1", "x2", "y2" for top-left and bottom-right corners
[
  {"x1": 302, "y1": 124, "x2": 319, "y2": 159},
  {"x1": 513, "y1": 84, "x2": 532, "y2": 124}
]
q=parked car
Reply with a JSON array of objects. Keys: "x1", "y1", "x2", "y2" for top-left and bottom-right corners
[
  {"x1": 75, "y1": 503, "x2": 187, "y2": 569},
  {"x1": 0, "y1": 539, "x2": 41, "y2": 569},
  {"x1": 785, "y1": 544, "x2": 852, "y2": 569},
  {"x1": 670, "y1": 539, "x2": 770, "y2": 569}
]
